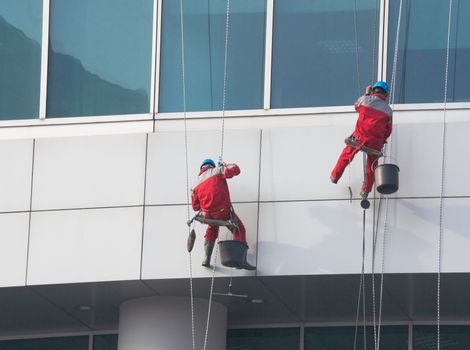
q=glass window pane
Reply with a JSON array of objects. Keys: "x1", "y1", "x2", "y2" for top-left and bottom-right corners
[
  {"x1": 0, "y1": 336, "x2": 88, "y2": 350},
  {"x1": 304, "y1": 326, "x2": 408, "y2": 350},
  {"x1": 227, "y1": 328, "x2": 300, "y2": 350},
  {"x1": 46, "y1": 0, "x2": 153, "y2": 118},
  {"x1": 414, "y1": 325, "x2": 470, "y2": 350},
  {"x1": 387, "y1": 0, "x2": 470, "y2": 103},
  {"x1": 271, "y1": 0, "x2": 379, "y2": 109},
  {"x1": 159, "y1": 0, "x2": 266, "y2": 113},
  {"x1": 93, "y1": 334, "x2": 118, "y2": 350},
  {"x1": 0, "y1": 0, "x2": 42, "y2": 120}
]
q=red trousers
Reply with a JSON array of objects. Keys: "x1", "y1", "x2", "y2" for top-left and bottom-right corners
[
  {"x1": 203, "y1": 208, "x2": 246, "y2": 243},
  {"x1": 331, "y1": 137, "x2": 383, "y2": 194}
]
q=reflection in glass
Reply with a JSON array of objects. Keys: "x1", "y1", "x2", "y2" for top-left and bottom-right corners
[
  {"x1": 0, "y1": 336, "x2": 88, "y2": 349},
  {"x1": 304, "y1": 326, "x2": 408, "y2": 350},
  {"x1": 0, "y1": 0, "x2": 42, "y2": 120},
  {"x1": 93, "y1": 334, "x2": 118, "y2": 350},
  {"x1": 414, "y1": 325, "x2": 470, "y2": 350},
  {"x1": 46, "y1": 0, "x2": 153, "y2": 118},
  {"x1": 271, "y1": 0, "x2": 379, "y2": 108},
  {"x1": 227, "y1": 328, "x2": 300, "y2": 350},
  {"x1": 159, "y1": 0, "x2": 266, "y2": 112},
  {"x1": 388, "y1": 0, "x2": 470, "y2": 103}
]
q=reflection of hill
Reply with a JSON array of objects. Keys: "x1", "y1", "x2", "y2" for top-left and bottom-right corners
[
  {"x1": 47, "y1": 50, "x2": 149, "y2": 117},
  {"x1": 0, "y1": 15, "x2": 41, "y2": 119},
  {"x1": 1, "y1": 15, "x2": 149, "y2": 119}
]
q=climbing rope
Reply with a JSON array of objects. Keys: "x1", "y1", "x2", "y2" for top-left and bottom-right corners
[
  {"x1": 178, "y1": 0, "x2": 196, "y2": 348},
  {"x1": 219, "y1": 0, "x2": 231, "y2": 162},
  {"x1": 437, "y1": 1, "x2": 453, "y2": 349}
]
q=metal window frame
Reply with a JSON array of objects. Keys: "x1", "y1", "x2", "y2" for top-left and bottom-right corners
[{"x1": 38, "y1": 0, "x2": 50, "y2": 120}]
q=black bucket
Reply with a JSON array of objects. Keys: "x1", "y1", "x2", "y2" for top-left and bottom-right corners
[
  {"x1": 219, "y1": 240, "x2": 247, "y2": 268},
  {"x1": 375, "y1": 163, "x2": 400, "y2": 194}
]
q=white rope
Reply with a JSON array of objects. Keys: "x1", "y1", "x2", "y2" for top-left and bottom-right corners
[
  {"x1": 352, "y1": 0, "x2": 361, "y2": 96},
  {"x1": 203, "y1": 240, "x2": 219, "y2": 350},
  {"x1": 219, "y1": 0, "x2": 231, "y2": 162},
  {"x1": 438, "y1": 1, "x2": 453, "y2": 349},
  {"x1": 178, "y1": 0, "x2": 196, "y2": 349}
]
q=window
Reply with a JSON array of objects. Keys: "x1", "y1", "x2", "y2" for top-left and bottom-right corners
[
  {"x1": 227, "y1": 328, "x2": 300, "y2": 350},
  {"x1": 387, "y1": 0, "x2": 470, "y2": 103},
  {"x1": 271, "y1": 0, "x2": 379, "y2": 109},
  {"x1": 414, "y1": 325, "x2": 470, "y2": 350},
  {"x1": 0, "y1": 336, "x2": 88, "y2": 350},
  {"x1": 93, "y1": 334, "x2": 118, "y2": 350},
  {"x1": 159, "y1": 0, "x2": 266, "y2": 113},
  {"x1": 304, "y1": 326, "x2": 408, "y2": 350},
  {"x1": 0, "y1": 0, "x2": 42, "y2": 120},
  {"x1": 46, "y1": 0, "x2": 153, "y2": 118}
]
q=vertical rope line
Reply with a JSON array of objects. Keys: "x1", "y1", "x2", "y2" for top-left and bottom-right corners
[
  {"x1": 377, "y1": 196, "x2": 389, "y2": 350},
  {"x1": 372, "y1": 190, "x2": 378, "y2": 350},
  {"x1": 203, "y1": 240, "x2": 219, "y2": 350},
  {"x1": 220, "y1": 0, "x2": 231, "y2": 161},
  {"x1": 353, "y1": 0, "x2": 361, "y2": 96},
  {"x1": 362, "y1": 210, "x2": 367, "y2": 350},
  {"x1": 438, "y1": 2, "x2": 453, "y2": 349},
  {"x1": 179, "y1": 1, "x2": 195, "y2": 349},
  {"x1": 371, "y1": 0, "x2": 380, "y2": 81},
  {"x1": 353, "y1": 209, "x2": 367, "y2": 350},
  {"x1": 389, "y1": 0, "x2": 404, "y2": 109}
]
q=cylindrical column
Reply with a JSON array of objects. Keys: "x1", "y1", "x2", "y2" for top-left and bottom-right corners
[{"x1": 118, "y1": 296, "x2": 227, "y2": 350}]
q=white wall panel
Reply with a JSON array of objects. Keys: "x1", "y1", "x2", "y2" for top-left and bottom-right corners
[
  {"x1": 32, "y1": 134, "x2": 146, "y2": 210},
  {"x1": 391, "y1": 123, "x2": 442, "y2": 198},
  {"x1": 0, "y1": 139, "x2": 33, "y2": 212},
  {"x1": 145, "y1": 130, "x2": 261, "y2": 205},
  {"x1": 260, "y1": 126, "x2": 370, "y2": 202},
  {"x1": 257, "y1": 201, "x2": 375, "y2": 276},
  {"x1": 141, "y1": 203, "x2": 258, "y2": 279},
  {"x1": 373, "y1": 198, "x2": 439, "y2": 274},
  {"x1": 0, "y1": 213, "x2": 29, "y2": 287},
  {"x1": 444, "y1": 122, "x2": 470, "y2": 196},
  {"x1": 27, "y1": 207, "x2": 143, "y2": 285},
  {"x1": 440, "y1": 198, "x2": 470, "y2": 272}
]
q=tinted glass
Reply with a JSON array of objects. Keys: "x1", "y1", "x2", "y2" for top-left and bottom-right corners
[
  {"x1": 304, "y1": 326, "x2": 408, "y2": 350},
  {"x1": 414, "y1": 325, "x2": 470, "y2": 350},
  {"x1": 159, "y1": 0, "x2": 266, "y2": 112},
  {"x1": 0, "y1": 336, "x2": 88, "y2": 350},
  {"x1": 227, "y1": 328, "x2": 300, "y2": 350},
  {"x1": 93, "y1": 334, "x2": 118, "y2": 350},
  {"x1": 271, "y1": 0, "x2": 379, "y2": 108},
  {"x1": 0, "y1": 0, "x2": 42, "y2": 120},
  {"x1": 46, "y1": 0, "x2": 153, "y2": 118},
  {"x1": 387, "y1": 0, "x2": 470, "y2": 103}
]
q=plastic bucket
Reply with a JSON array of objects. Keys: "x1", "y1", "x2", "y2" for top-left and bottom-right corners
[
  {"x1": 218, "y1": 240, "x2": 247, "y2": 268},
  {"x1": 375, "y1": 163, "x2": 400, "y2": 194}
]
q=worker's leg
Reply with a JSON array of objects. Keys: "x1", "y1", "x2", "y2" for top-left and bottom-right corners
[
  {"x1": 331, "y1": 145, "x2": 360, "y2": 183},
  {"x1": 230, "y1": 213, "x2": 247, "y2": 244},
  {"x1": 204, "y1": 224, "x2": 219, "y2": 242},
  {"x1": 362, "y1": 154, "x2": 378, "y2": 195}
]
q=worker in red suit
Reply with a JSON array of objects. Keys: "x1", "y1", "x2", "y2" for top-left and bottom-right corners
[
  {"x1": 191, "y1": 159, "x2": 255, "y2": 270},
  {"x1": 330, "y1": 81, "x2": 393, "y2": 199}
]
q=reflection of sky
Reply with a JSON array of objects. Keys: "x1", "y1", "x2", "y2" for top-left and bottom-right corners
[
  {"x1": 0, "y1": 0, "x2": 42, "y2": 43},
  {"x1": 49, "y1": 0, "x2": 152, "y2": 92}
]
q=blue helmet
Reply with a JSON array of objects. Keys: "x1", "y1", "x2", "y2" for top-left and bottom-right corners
[
  {"x1": 200, "y1": 159, "x2": 215, "y2": 169},
  {"x1": 372, "y1": 81, "x2": 389, "y2": 94}
]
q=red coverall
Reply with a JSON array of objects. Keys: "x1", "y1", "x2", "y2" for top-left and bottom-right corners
[
  {"x1": 331, "y1": 93, "x2": 393, "y2": 194},
  {"x1": 191, "y1": 163, "x2": 246, "y2": 243}
]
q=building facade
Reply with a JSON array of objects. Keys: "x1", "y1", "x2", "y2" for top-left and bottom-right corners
[{"x1": 0, "y1": 0, "x2": 470, "y2": 349}]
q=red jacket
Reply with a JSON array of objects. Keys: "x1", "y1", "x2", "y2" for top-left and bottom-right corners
[
  {"x1": 353, "y1": 93, "x2": 393, "y2": 144},
  {"x1": 191, "y1": 164, "x2": 240, "y2": 212}
]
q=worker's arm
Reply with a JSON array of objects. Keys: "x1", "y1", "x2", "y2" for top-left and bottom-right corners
[
  {"x1": 191, "y1": 190, "x2": 200, "y2": 211},
  {"x1": 221, "y1": 163, "x2": 240, "y2": 179}
]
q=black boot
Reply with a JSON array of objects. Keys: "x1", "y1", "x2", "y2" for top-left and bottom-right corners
[
  {"x1": 202, "y1": 240, "x2": 215, "y2": 267},
  {"x1": 242, "y1": 258, "x2": 256, "y2": 271}
]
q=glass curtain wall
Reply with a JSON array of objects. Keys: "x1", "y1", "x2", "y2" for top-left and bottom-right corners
[
  {"x1": 227, "y1": 328, "x2": 300, "y2": 350},
  {"x1": 46, "y1": 0, "x2": 153, "y2": 118},
  {"x1": 414, "y1": 325, "x2": 470, "y2": 350},
  {"x1": 271, "y1": 0, "x2": 380, "y2": 109},
  {"x1": 158, "y1": 0, "x2": 266, "y2": 112},
  {"x1": 0, "y1": 0, "x2": 42, "y2": 120},
  {"x1": 387, "y1": 0, "x2": 470, "y2": 103},
  {"x1": 0, "y1": 336, "x2": 88, "y2": 350},
  {"x1": 304, "y1": 326, "x2": 408, "y2": 350},
  {"x1": 93, "y1": 334, "x2": 118, "y2": 350}
]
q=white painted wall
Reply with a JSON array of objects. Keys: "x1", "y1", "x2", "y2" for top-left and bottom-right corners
[{"x1": 0, "y1": 108, "x2": 468, "y2": 286}]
